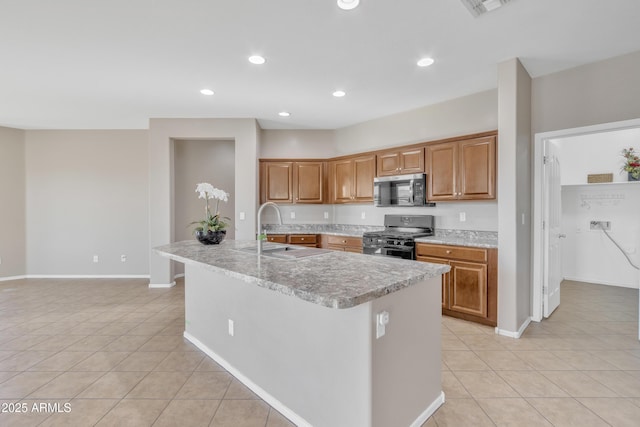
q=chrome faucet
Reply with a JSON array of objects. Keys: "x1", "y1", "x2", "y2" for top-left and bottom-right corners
[{"x1": 257, "y1": 202, "x2": 283, "y2": 255}]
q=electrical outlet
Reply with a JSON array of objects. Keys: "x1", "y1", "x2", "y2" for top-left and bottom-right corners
[
  {"x1": 459, "y1": 212, "x2": 466, "y2": 222},
  {"x1": 121, "y1": 254, "x2": 127, "y2": 263},
  {"x1": 228, "y1": 319, "x2": 234, "y2": 337},
  {"x1": 324, "y1": 211, "x2": 329, "y2": 219},
  {"x1": 590, "y1": 220, "x2": 611, "y2": 231},
  {"x1": 239, "y1": 212, "x2": 245, "y2": 220},
  {"x1": 93, "y1": 255, "x2": 99, "y2": 263},
  {"x1": 376, "y1": 311, "x2": 390, "y2": 339},
  {"x1": 361, "y1": 211, "x2": 366, "y2": 220},
  {"x1": 290, "y1": 211, "x2": 296, "y2": 219}
]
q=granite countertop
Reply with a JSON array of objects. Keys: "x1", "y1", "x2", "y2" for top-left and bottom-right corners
[
  {"x1": 264, "y1": 224, "x2": 498, "y2": 248},
  {"x1": 415, "y1": 230, "x2": 498, "y2": 249},
  {"x1": 154, "y1": 240, "x2": 449, "y2": 309},
  {"x1": 263, "y1": 224, "x2": 382, "y2": 237}
]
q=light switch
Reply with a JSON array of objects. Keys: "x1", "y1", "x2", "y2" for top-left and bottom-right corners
[
  {"x1": 239, "y1": 212, "x2": 245, "y2": 220},
  {"x1": 361, "y1": 211, "x2": 366, "y2": 220}
]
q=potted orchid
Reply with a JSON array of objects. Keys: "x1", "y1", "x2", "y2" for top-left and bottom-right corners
[
  {"x1": 191, "y1": 183, "x2": 231, "y2": 244},
  {"x1": 621, "y1": 147, "x2": 640, "y2": 181}
]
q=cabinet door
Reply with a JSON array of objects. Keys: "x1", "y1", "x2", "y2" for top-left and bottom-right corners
[
  {"x1": 426, "y1": 142, "x2": 457, "y2": 200},
  {"x1": 331, "y1": 159, "x2": 354, "y2": 203},
  {"x1": 449, "y1": 261, "x2": 487, "y2": 318},
  {"x1": 353, "y1": 155, "x2": 375, "y2": 202},
  {"x1": 399, "y1": 148, "x2": 424, "y2": 174},
  {"x1": 417, "y1": 255, "x2": 450, "y2": 309},
  {"x1": 458, "y1": 136, "x2": 495, "y2": 200},
  {"x1": 261, "y1": 162, "x2": 293, "y2": 203},
  {"x1": 376, "y1": 152, "x2": 401, "y2": 176},
  {"x1": 294, "y1": 162, "x2": 324, "y2": 203}
]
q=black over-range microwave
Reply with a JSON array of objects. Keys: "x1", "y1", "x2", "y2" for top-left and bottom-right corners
[{"x1": 373, "y1": 173, "x2": 435, "y2": 207}]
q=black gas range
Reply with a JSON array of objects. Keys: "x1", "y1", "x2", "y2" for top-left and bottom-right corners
[{"x1": 362, "y1": 215, "x2": 434, "y2": 260}]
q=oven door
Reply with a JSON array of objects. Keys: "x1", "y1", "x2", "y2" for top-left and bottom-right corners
[{"x1": 381, "y1": 246, "x2": 414, "y2": 260}]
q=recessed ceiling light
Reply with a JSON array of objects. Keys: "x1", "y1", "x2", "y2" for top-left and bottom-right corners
[
  {"x1": 417, "y1": 57, "x2": 435, "y2": 68},
  {"x1": 248, "y1": 55, "x2": 266, "y2": 65},
  {"x1": 200, "y1": 89, "x2": 214, "y2": 95},
  {"x1": 337, "y1": 0, "x2": 360, "y2": 11},
  {"x1": 278, "y1": 111, "x2": 291, "y2": 117},
  {"x1": 333, "y1": 90, "x2": 346, "y2": 97}
]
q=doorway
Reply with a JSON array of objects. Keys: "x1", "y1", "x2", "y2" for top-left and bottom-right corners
[{"x1": 533, "y1": 118, "x2": 640, "y2": 336}]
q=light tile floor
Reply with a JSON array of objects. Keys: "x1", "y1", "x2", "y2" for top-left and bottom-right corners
[{"x1": 0, "y1": 278, "x2": 638, "y2": 426}]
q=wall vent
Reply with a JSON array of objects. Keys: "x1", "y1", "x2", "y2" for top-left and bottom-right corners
[{"x1": 459, "y1": 0, "x2": 512, "y2": 17}]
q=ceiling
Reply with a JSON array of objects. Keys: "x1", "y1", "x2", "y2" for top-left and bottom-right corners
[{"x1": 2, "y1": 0, "x2": 640, "y2": 130}]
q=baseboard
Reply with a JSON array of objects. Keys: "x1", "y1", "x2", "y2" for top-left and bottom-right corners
[
  {"x1": 0, "y1": 275, "x2": 27, "y2": 282},
  {"x1": 148, "y1": 281, "x2": 176, "y2": 289},
  {"x1": 410, "y1": 391, "x2": 445, "y2": 427},
  {"x1": 184, "y1": 331, "x2": 312, "y2": 427},
  {"x1": 495, "y1": 317, "x2": 531, "y2": 339},
  {"x1": 563, "y1": 276, "x2": 639, "y2": 289}
]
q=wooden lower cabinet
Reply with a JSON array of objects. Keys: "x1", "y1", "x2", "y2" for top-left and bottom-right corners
[
  {"x1": 321, "y1": 235, "x2": 363, "y2": 253},
  {"x1": 417, "y1": 243, "x2": 497, "y2": 326},
  {"x1": 266, "y1": 234, "x2": 318, "y2": 247}
]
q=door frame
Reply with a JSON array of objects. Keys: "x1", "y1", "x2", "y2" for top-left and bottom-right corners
[{"x1": 532, "y1": 118, "x2": 640, "y2": 322}]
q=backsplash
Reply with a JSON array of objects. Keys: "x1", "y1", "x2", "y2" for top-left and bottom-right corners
[{"x1": 258, "y1": 202, "x2": 498, "y2": 232}]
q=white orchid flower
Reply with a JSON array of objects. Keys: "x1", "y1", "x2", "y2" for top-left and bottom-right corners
[{"x1": 195, "y1": 183, "x2": 216, "y2": 199}]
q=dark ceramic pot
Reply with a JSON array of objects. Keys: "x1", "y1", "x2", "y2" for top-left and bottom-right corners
[
  {"x1": 629, "y1": 172, "x2": 639, "y2": 182},
  {"x1": 195, "y1": 230, "x2": 226, "y2": 245}
]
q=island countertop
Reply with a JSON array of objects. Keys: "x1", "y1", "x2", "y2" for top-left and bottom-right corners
[{"x1": 154, "y1": 240, "x2": 449, "y2": 309}]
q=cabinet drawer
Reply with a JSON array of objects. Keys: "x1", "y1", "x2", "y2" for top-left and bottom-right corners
[
  {"x1": 288, "y1": 234, "x2": 317, "y2": 245},
  {"x1": 266, "y1": 234, "x2": 287, "y2": 243},
  {"x1": 416, "y1": 243, "x2": 487, "y2": 263},
  {"x1": 326, "y1": 235, "x2": 362, "y2": 248}
]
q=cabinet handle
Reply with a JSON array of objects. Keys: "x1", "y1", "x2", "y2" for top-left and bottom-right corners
[
  {"x1": 342, "y1": 240, "x2": 346, "y2": 243},
  {"x1": 446, "y1": 250, "x2": 452, "y2": 254},
  {"x1": 301, "y1": 237, "x2": 305, "y2": 241}
]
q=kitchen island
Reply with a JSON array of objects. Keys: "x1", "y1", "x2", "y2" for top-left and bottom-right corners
[{"x1": 154, "y1": 240, "x2": 449, "y2": 427}]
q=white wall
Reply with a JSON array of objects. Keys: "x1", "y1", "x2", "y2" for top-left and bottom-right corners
[
  {"x1": 334, "y1": 90, "x2": 498, "y2": 155},
  {"x1": 532, "y1": 50, "x2": 640, "y2": 135},
  {"x1": 25, "y1": 130, "x2": 149, "y2": 276},
  {"x1": 561, "y1": 184, "x2": 640, "y2": 288},
  {"x1": 555, "y1": 127, "x2": 640, "y2": 185},
  {"x1": 497, "y1": 59, "x2": 532, "y2": 335},
  {"x1": 557, "y1": 128, "x2": 640, "y2": 288},
  {"x1": 0, "y1": 126, "x2": 26, "y2": 279},
  {"x1": 260, "y1": 129, "x2": 336, "y2": 158}
]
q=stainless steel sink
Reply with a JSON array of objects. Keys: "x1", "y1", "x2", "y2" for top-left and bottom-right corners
[{"x1": 235, "y1": 245, "x2": 332, "y2": 259}]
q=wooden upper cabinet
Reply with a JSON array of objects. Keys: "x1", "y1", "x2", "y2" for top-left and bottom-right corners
[
  {"x1": 260, "y1": 160, "x2": 324, "y2": 204},
  {"x1": 426, "y1": 142, "x2": 457, "y2": 200},
  {"x1": 353, "y1": 155, "x2": 375, "y2": 201},
  {"x1": 261, "y1": 161, "x2": 293, "y2": 203},
  {"x1": 377, "y1": 147, "x2": 424, "y2": 176},
  {"x1": 329, "y1": 155, "x2": 375, "y2": 203},
  {"x1": 426, "y1": 135, "x2": 496, "y2": 201},
  {"x1": 458, "y1": 136, "x2": 495, "y2": 200},
  {"x1": 293, "y1": 162, "x2": 324, "y2": 204},
  {"x1": 332, "y1": 159, "x2": 354, "y2": 203}
]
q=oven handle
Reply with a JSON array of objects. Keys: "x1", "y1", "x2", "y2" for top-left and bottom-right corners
[{"x1": 381, "y1": 247, "x2": 413, "y2": 255}]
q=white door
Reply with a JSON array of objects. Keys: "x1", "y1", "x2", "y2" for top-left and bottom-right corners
[{"x1": 543, "y1": 141, "x2": 563, "y2": 317}]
